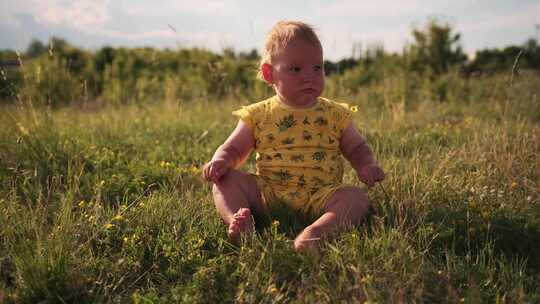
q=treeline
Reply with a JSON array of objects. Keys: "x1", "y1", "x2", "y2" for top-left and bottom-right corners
[
  {"x1": 0, "y1": 41, "x2": 270, "y2": 105},
  {"x1": 0, "y1": 20, "x2": 539, "y2": 107}
]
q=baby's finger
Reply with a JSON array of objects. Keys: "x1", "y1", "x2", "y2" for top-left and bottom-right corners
[
  {"x1": 202, "y1": 165, "x2": 212, "y2": 181},
  {"x1": 375, "y1": 171, "x2": 385, "y2": 182},
  {"x1": 367, "y1": 172, "x2": 376, "y2": 187},
  {"x1": 366, "y1": 178, "x2": 375, "y2": 188},
  {"x1": 360, "y1": 171, "x2": 374, "y2": 188},
  {"x1": 207, "y1": 166, "x2": 218, "y2": 183},
  {"x1": 213, "y1": 168, "x2": 225, "y2": 182},
  {"x1": 208, "y1": 164, "x2": 220, "y2": 182},
  {"x1": 211, "y1": 170, "x2": 221, "y2": 183}
]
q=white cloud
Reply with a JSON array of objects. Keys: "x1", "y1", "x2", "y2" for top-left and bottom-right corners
[
  {"x1": 0, "y1": 0, "x2": 109, "y2": 30},
  {"x1": 320, "y1": 26, "x2": 410, "y2": 60},
  {"x1": 36, "y1": 0, "x2": 109, "y2": 30},
  {"x1": 21, "y1": 0, "x2": 238, "y2": 47},
  {"x1": 169, "y1": 29, "x2": 236, "y2": 50},
  {"x1": 0, "y1": 0, "x2": 39, "y2": 26},
  {"x1": 312, "y1": 0, "x2": 434, "y2": 18},
  {"x1": 457, "y1": 4, "x2": 539, "y2": 33},
  {"x1": 100, "y1": 29, "x2": 175, "y2": 40},
  {"x1": 92, "y1": 26, "x2": 235, "y2": 52},
  {"x1": 123, "y1": 0, "x2": 239, "y2": 18}
]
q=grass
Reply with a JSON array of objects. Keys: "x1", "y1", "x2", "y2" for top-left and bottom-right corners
[{"x1": 0, "y1": 71, "x2": 539, "y2": 303}]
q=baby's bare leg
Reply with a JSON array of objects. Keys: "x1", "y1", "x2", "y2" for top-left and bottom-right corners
[
  {"x1": 294, "y1": 186, "x2": 369, "y2": 252},
  {"x1": 212, "y1": 169, "x2": 266, "y2": 243}
]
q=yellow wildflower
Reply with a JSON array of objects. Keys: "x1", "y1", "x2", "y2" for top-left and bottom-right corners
[
  {"x1": 16, "y1": 123, "x2": 29, "y2": 136},
  {"x1": 266, "y1": 284, "x2": 278, "y2": 295},
  {"x1": 350, "y1": 105, "x2": 359, "y2": 113},
  {"x1": 160, "y1": 161, "x2": 172, "y2": 168},
  {"x1": 113, "y1": 215, "x2": 124, "y2": 221},
  {"x1": 104, "y1": 223, "x2": 114, "y2": 230},
  {"x1": 190, "y1": 166, "x2": 201, "y2": 175}
]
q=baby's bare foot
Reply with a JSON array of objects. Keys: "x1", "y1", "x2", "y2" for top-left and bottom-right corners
[{"x1": 228, "y1": 208, "x2": 255, "y2": 244}]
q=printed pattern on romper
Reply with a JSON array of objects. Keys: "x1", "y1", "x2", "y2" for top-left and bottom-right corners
[{"x1": 233, "y1": 96, "x2": 354, "y2": 203}]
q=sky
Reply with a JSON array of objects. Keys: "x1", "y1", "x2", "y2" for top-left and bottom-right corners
[{"x1": 1, "y1": 0, "x2": 539, "y2": 60}]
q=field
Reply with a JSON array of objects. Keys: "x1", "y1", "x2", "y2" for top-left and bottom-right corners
[{"x1": 1, "y1": 70, "x2": 539, "y2": 303}]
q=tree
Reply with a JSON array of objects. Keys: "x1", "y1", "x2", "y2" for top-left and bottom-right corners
[
  {"x1": 25, "y1": 39, "x2": 47, "y2": 58},
  {"x1": 523, "y1": 38, "x2": 540, "y2": 69},
  {"x1": 465, "y1": 38, "x2": 540, "y2": 74},
  {"x1": 406, "y1": 19, "x2": 467, "y2": 75},
  {"x1": 94, "y1": 46, "x2": 116, "y2": 73},
  {"x1": 47, "y1": 37, "x2": 69, "y2": 55}
]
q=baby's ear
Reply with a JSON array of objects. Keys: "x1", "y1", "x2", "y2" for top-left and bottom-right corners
[{"x1": 261, "y1": 63, "x2": 273, "y2": 84}]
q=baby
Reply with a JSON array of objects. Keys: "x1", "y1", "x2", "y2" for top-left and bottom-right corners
[{"x1": 202, "y1": 21, "x2": 384, "y2": 251}]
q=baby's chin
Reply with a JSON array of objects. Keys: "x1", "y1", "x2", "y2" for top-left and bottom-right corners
[
  {"x1": 300, "y1": 91, "x2": 322, "y2": 103},
  {"x1": 291, "y1": 96, "x2": 319, "y2": 108},
  {"x1": 278, "y1": 90, "x2": 322, "y2": 108}
]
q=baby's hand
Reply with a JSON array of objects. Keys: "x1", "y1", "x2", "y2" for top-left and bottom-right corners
[
  {"x1": 202, "y1": 158, "x2": 230, "y2": 183},
  {"x1": 358, "y1": 164, "x2": 385, "y2": 188}
]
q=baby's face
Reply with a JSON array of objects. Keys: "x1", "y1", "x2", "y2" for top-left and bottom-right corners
[{"x1": 270, "y1": 39, "x2": 325, "y2": 108}]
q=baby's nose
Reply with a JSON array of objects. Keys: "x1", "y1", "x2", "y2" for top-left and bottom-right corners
[{"x1": 302, "y1": 70, "x2": 315, "y2": 81}]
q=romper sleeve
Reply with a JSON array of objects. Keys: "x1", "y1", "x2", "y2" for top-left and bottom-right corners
[
  {"x1": 232, "y1": 105, "x2": 255, "y2": 129},
  {"x1": 334, "y1": 102, "x2": 355, "y2": 133},
  {"x1": 232, "y1": 99, "x2": 270, "y2": 132}
]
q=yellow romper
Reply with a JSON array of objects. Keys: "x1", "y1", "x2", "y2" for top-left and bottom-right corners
[{"x1": 233, "y1": 95, "x2": 354, "y2": 215}]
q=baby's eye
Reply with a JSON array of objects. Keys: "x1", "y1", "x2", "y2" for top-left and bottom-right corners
[
  {"x1": 314, "y1": 65, "x2": 322, "y2": 71},
  {"x1": 289, "y1": 66, "x2": 302, "y2": 73}
]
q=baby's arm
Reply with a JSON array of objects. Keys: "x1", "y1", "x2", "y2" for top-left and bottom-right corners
[
  {"x1": 340, "y1": 122, "x2": 384, "y2": 187},
  {"x1": 202, "y1": 120, "x2": 255, "y2": 183}
]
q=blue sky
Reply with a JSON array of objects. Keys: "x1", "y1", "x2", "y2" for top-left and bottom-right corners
[{"x1": 1, "y1": 0, "x2": 539, "y2": 60}]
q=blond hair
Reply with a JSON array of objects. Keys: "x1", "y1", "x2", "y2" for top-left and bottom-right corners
[{"x1": 257, "y1": 21, "x2": 322, "y2": 80}]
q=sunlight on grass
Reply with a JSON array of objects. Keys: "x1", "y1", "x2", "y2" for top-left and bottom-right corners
[{"x1": 0, "y1": 72, "x2": 539, "y2": 302}]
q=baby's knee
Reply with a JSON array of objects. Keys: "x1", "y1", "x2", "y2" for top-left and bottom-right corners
[
  {"x1": 330, "y1": 186, "x2": 370, "y2": 213},
  {"x1": 342, "y1": 186, "x2": 369, "y2": 202},
  {"x1": 212, "y1": 169, "x2": 258, "y2": 194},
  {"x1": 214, "y1": 169, "x2": 243, "y2": 185},
  {"x1": 350, "y1": 188, "x2": 370, "y2": 213},
  {"x1": 212, "y1": 169, "x2": 240, "y2": 193}
]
